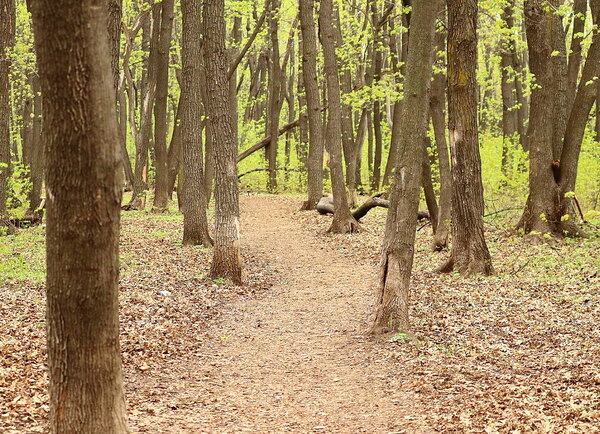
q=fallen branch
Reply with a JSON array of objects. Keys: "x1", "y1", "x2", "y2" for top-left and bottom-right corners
[
  {"x1": 238, "y1": 167, "x2": 304, "y2": 179},
  {"x1": 236, "y1": 118, "x2": 302, "y2": 163},
  {"x1": 316, "y1": 193, "x2": 430, "y2": 222}
]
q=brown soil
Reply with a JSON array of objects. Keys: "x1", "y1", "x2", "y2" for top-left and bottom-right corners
[{"x1": 130, "y1": 195, "x2": 430, "y2": 432}]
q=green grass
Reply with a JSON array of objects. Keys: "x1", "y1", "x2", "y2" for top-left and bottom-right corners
[{"x1": 0, "y1": 225, "x2": 46, "y2": 284}]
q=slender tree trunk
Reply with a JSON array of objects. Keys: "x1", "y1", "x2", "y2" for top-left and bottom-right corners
[
  {"x1": 204, "y1": 0, "x2": 242, "y2": 283},
  {"x1": 439, "y1": 0, "x2": 493, "y2": 276},
  {"x1": 430, "y1": 24, "x2": 451, "y2": 251},
  {"x1": 30, "y1": 0, "x2": 129, "y2": 430},
  {"x1": 152, "y1": 0, "x2": 175, "y2": 211},
  {"x1": 266, "y1": 0, "x2": 282, "y2": 192},
  {"x1": 181, "y1": 0, "x2": 212, "y2": 246},
  {"x1": 127, "y1": 5, "x2": 157, "y2": 210},
  {"x1": 566, "y1": 0, "x2": 587, "y2": 116},
  {"x1": 500, "y1": 0, "x2": 519, "y2": 177},
  {"x1": 0, "y1": 0, "x2": 15, "y2": 229},
  {"x1": 422, "y1": 136, "x2": 439, "y2": 231},
  {"x1": 299, "y1": 0, "x2": 324, "y2": 210},
  {"x1": 370, "y1": 0, "x2": 438, "y2": 335},
  {"x1": 28, "y1": 76, "x2": 43, "y2": 212},
  {"x1": 319, "y1": 0, "x2": 359, "y2": 233},
  {"x1": 166, "y1": 94, "x2": 182, "y2": 197}
]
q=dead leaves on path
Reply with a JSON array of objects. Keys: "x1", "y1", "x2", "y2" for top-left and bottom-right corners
[
  {"x1": 0, "y1": 212, "x2": 273, "y2": 433},
  {"x1": 297, "y1": 206, "x2": 600, "y2": 432}
]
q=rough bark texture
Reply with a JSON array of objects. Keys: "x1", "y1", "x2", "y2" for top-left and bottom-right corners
[
  {"x1": 0, "y1": 0, "x2": 15, "y2": 228},
  {"x1": 517, "y1": 0, "x2": 599, "y2": 237},
  {"x1": 370, "y1": 0, "x2": 438, "y2": 334},
  {"x1": 440, "y1": 0, "x2": 493, "y2": 276},
  {"x1": 319, "y1": 0, "x2": 359, "y2": 233},
  {"x1": 299, "y1": 0, "x2": 324, "y2": 210},
  {"x1": 204, "y1": 0, "x2": 242, "y2": 284},
  {"x1": 29, "y1": 0, "x2": 129, "y2": 431},
  {"x1": 152, "y1": 0, "x2": 175, "y2": 211},
  {"x1": 430, "y1": 23, "x2": 451, "y2": 251},
  {"x1": 181, "y1": 0, "x2": 212, "y2": 247}
]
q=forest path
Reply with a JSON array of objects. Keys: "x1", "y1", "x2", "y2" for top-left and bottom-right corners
[{"x1": 133, "y1": 195, "x2": 431, "y2": 433}]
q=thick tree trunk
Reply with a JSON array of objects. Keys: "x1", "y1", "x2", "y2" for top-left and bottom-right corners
[
  {"x1": 430, "y1": 23, "x2": 451, "y2": 251},
  {"x1": 0, "y1": 0, "x2": 15, "y2": 229},
  {"x1": 299, "y1": 0, "x2": 324, "y2": 210},
  {"x1": 181, "y1": 0, "x2": 212, "y2": 247},
  {"x1": 319, "y1": 0, "x2": 359, "y2": 233},
  {"x1": 30, "y1": 0, "x2": 129, "y2": 431},
  {"x1": 517, "y1": 0, "x2": 598, "y2": 237},
  {"x1": 370, "y1": 0, "x2": 438, "y2": 335},
  {"x1": 204, "y1": 0, "x2": 242, "y2": 284},
  {"x1": 152, "y1": 0, "x2": 175, "y2": 211},
  {"x1": 440, "y1": 0, "x2": 493, "y2": 276}
]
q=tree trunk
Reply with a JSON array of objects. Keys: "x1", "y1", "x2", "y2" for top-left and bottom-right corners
[
  {"x1": 430, "y1": 24, "x2": 451, "y2": 251},
  {"x1": 29, "y1": 0, "x2": 129, "y2": 430},
  {"x1": 422, "y1": 136, "x2": 439, "y2": 232},
  {"x1": 265, "y1": 0, "x2": 282, "y2": 192},
  {"x1": 152, "y1": 0, "x2": 175, "y2": 211},
  {"x1": 299, "y1": 0, "x2": 324, "y2": 210},
  {"x1": 0, "y1": 0, "x2": 15, "y2": 229},
  {"x1": 440, "y1": 0, "x2": 493, "y2": 276},
  {"x1": 370, "y1": 0, "x2": 438, "y2": 335},
  {"x1": 127, "y1": 4, "x2": 157, "y2": 210},
  {"x1": 319, "y1": 0, "x2": 359, "y2": 233},
  {"x1": 28, "y1": 75, "x2": 44, "y2": 212},
  {"x1": 204, "y1": 0, "x2": 242, "y2": 284},
  {"x1": 517, "y1": 0, "x2": 599, "y2": 237},
  {"x1": 181, "y1": 0, "x2": 212, "y2": 247},
  {"x1": 500, "y1": 0, "x2": 520, "y2": 177}
]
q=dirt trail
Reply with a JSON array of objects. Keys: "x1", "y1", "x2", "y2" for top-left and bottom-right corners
[{"x1": 133, "y1": 196, "x2": 431, "y2": 433}]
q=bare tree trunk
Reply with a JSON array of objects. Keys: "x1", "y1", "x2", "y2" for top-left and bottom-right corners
[
  {"x1": 517, "y1": 0, "x2": 599, "y2": 237},
  {"x1": 439, "y1": 0, "x2": 493, "y2": 276},
  {"x1": 566, "y1": 0, "x2": 587, "y2": 116},
  {"x1": 166, "y1": 94, "x2": 182, "y2": 198},
  {"x1": 127, "y1": 5, "x2": 157, "y2": 210},
  {"x1": 181, "y1": 0, "x2": 212, "y2": 246},
  {"x1": 266, "y1": 0, "x2": 282, "y2": 192},
  {"x1": 30, "y1": 0, "x2": 129, "y2": 430},
  {"x1": 422, "y1": 136, "x2": 439, "y2": 231},
  {"x1": 299, "y1": 0, "x2": 324, "y2": 210},
  {"x1": 204, "y1": 0, "x2": 242, "y2": 283},
  {"x1": 430, "y1": 23, "x2": 451, "y2": 251},
  {"x1": 500, "y1": 0, "x2": 520, "y2": 176},
  {"x1": 28, "y1": 76, "x2": 44, "y2": 212},
  {"x1": 319, "y1": 0, "x2": 359, "y2": 233},
  {"x1": 0, "y1": 0, "x2": 14, "y2": 229},
  {"x1": 152, "y1": 0, "x2": 175, "y2": 211},
  {"x1": 370, "y1": 0, "x2": 438, "y2": 335}
]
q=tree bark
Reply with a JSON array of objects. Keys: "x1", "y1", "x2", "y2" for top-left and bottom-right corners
[
  {"x1": 500, "y1": 0, "x2": 520, "y2": 176},
  {"x1": 299, "y1": 0, "x2": 324, "y2": 210},
  {"x1": 517, "y1": 0, "x2": 599, "y2": 237},
  {"x1": 0, "y1": 0, "x2": 15, "y2": 229},
  {"x1": 204, "y1": 0, "x2": 242, "y2": 284},
  {"x1": 181, "y1": 0, "x2": 212, "y2": 246},
  {"x1": 152, "y1": 0, "x2": 175, "y2": 211},
  {"x1": 29, "y1": 0, "x2": 129, "y2": 431},
  {"x1": 319, "y1": 0, "x2": 359, "y2": 233},
  {"x1": 265, "y1": 0, "x2": 282, "y2": 192},
  {"x1": 370, "y1": 0, "x2": 438, "y2": 334},
  {"x1": 439, "y1": 0, "x2": 493, "y2": 276},
  {"x1": 430, "y1": 23, "x2": 451, "y2": 251}
]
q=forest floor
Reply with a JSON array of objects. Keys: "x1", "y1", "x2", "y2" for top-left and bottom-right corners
[{"x1": 1, "y1": 194, "x2": 600, "y2": 432}]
